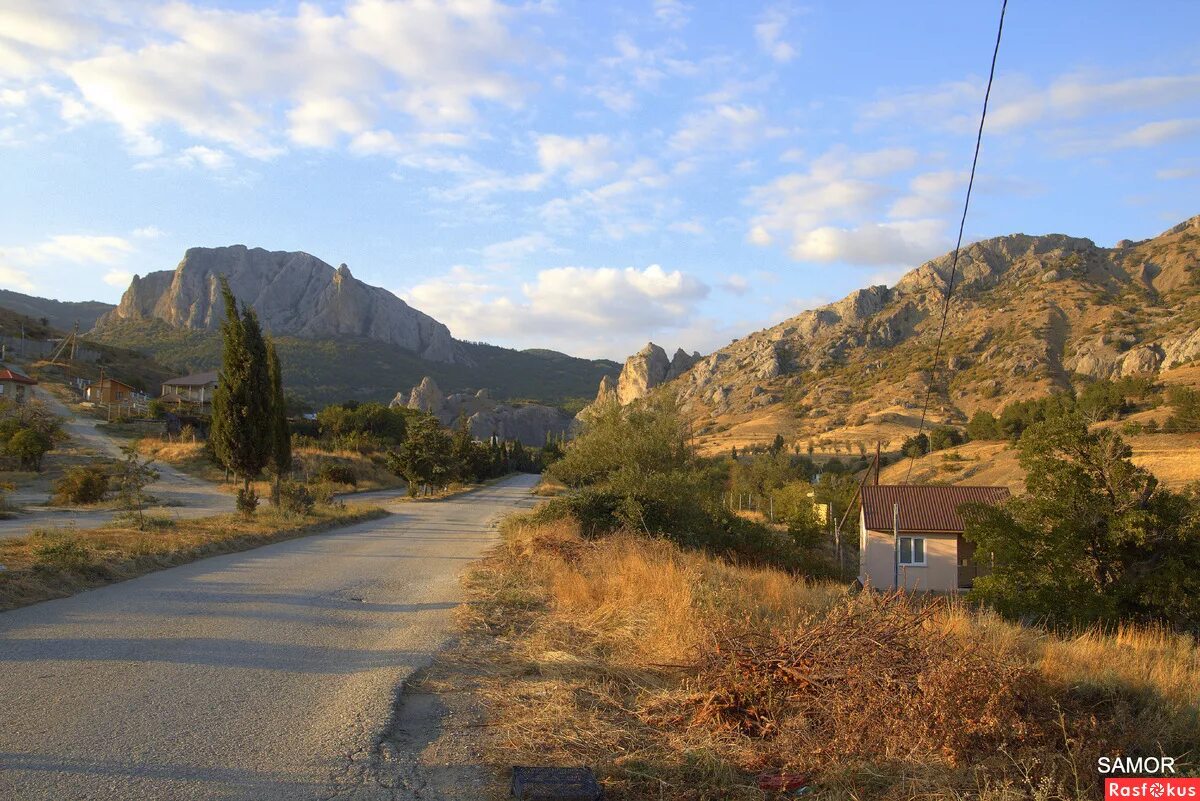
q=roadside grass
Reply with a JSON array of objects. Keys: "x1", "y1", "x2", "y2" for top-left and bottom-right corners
[
  {"x1": 457, "y1": 515, "x2": 1200, "y2": 800},
  {"x1": 0, "y1": 503, "x2": 388, "y2": 611}
]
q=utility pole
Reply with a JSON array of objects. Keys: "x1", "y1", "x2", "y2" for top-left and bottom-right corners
[{"x1": 892, "y1": 502, "x2": 900, "y2": 591}]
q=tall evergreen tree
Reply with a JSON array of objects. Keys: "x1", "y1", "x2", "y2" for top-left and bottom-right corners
[
  {"x1": 210, "y1": 277, "x2": 272, "y2": 507},
  {"x1": 266, "y1": 337, "x2": 291, "y2": 505}
]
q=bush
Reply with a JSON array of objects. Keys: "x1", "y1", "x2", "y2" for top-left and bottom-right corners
[
  {"x1": 5, "y1": 428, "x2": 54, "y2": 471},
  {"x1": 966, "y1": 410, "x2": 1002, "y2": 440},
  {"x1": 316, "y1": 460, "x2": 358, "y2": 486},
  {"x1": 277, "y1": 480, "x2": 315, "y2": 516},
  {"x1": 52, "y1": 465, "x2": 111, "y2": 505},
  {"x1": 32, "y1": 536, "x2": 92, "y2": 571},
  {"x1": 236, "y1": 486, "x2": 259, "y2": 516}
]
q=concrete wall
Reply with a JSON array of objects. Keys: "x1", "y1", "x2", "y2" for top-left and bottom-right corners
[{"x1": 858, "y1": 513, "x2": 961, "y2": 592}]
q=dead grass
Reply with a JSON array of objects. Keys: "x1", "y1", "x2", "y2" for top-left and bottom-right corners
[
  {"x1": 458, "y1": 517, "x2": 1200, "y2": 800},
  {"x1": 0, "y1": 503, "x2": 388, "y2": 611}
]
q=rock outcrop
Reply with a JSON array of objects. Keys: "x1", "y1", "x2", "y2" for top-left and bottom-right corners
[
  {"x1": 391, "y1": 376, "x2": 572, "y2": 447},
  {"x1": 616, "y1": 342, "x2": 671, "y2": 405},
  {"x1": 97, "y1": 245, "x2": 457, "y2": 362}
]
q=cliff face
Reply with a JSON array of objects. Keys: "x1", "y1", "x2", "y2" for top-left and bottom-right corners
[
  {"x1": 97, "y1": 245, "x2": 457, "y2": 363},
  {"x1": 391, "y1": 378, "x2": 572, "y2": 447}
]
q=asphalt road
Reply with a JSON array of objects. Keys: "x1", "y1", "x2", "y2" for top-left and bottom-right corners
[
  {"x1": 0, "y1": 393, "x2": 235, "y2": 539},
  {"x1": 0, "y1": 473, "x2": 540, "y2": 800}
]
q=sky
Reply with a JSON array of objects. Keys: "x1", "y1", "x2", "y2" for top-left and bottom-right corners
[{"x1": 0, "y1": 1, "x2": 1198, "y2": 360}]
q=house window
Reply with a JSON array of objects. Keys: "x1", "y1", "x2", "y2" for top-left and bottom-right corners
[{"x1": 899, "y1": 536, "x2": 926, "y2": 566}]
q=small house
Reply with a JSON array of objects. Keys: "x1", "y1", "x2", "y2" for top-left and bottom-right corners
[
  {"x1": 859, "y1": 484, "x2": 1010, "y2": 593},
  {"x1": 0, "y1": 365, "x2": 37, "y2": 403},
  {"x1": 86, "y1": 376, "x2": 137, "y2": 404},
  {"x1": 161, "y1": 371, "x2": 219, "y2": 408}
]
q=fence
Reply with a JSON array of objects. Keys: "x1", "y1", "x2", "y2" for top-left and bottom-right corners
[{"x1": 0, "y1": 335, "x2": 102, "y2": 363}]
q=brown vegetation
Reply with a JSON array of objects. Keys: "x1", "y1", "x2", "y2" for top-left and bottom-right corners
[
  {"x1": 457, "y1": 516, "x2": 1200, "y2": 800},
  {"x1": 0, "y1": 504, "x2": 387, "y2": 611}
]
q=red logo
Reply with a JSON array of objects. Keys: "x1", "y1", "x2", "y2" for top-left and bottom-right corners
[{"x1": 1106, "y1": 779, "x2": 1200, "y2": 798}]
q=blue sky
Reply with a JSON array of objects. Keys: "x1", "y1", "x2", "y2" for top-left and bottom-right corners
[{"x1": 1, "y1": 1, "x2": 1198, "y2": 359}]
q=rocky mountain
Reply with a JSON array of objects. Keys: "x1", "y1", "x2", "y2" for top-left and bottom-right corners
[
  {"x1": 612, "y1": 342, "x2": 700, "y2": 405},
  {"x1": 96, "y1": 246, "x2": 456, "y2": 362},
  {"x1": 0, "y1": 289, "x2": 114, "y2": 332},
  {"x1": 393, "y1": 376, "x2": 572, "y2": 446},
  {"x1": 665, "y1": 215, "x2": 1200, "y2": 455},
  {"x1": 90, "y1": 246, "x2": 620, "y2": 407}
]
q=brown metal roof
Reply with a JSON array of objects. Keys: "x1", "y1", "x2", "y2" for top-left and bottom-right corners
[
  {"x1": 162, "y1": 370, "x2": 218, "y2": 387},
  {"x1": 861, "y1": 485, "x2": 1010, "y2": 533}
]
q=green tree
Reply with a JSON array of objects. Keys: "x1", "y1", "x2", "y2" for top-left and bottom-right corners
[
  {"x1": 388, "y1": 414, "x2": 455, "y2": 496},
  {"x1": 769, "y1": 433, "x2": 785, "y2": 456},
  {"x1": 962, "y1": 413, "x2": 1200, "y2": 625},
  {"x1": 1077, "y1": 379, "x2": 1126, "y2": 422},
  {"x1": 966, "y1": 410, "x2": 1002, "y2": 440},
  {"x1": 5, "y1": 428, "x2": 53, "y2": 471},
  {"x1": 113, "y1": 444, "x2": 160, "y2": 530},
  {"x1": 266, "y1": 337, "x2": 292, "y2": 506},
  {"x1": 1164, "y1": 386, "x2": 1200, "y2": 432},
  {"x1": 210, "y1": 277, "x2": 272, "y2": 507},
  {"x1": 928, "y1": 426, "x2": 963, "y2": 452}
]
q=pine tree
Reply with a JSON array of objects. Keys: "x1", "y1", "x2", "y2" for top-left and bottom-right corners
[
  {"x1": 210, "y1": 277, "x2": 272, "y2": 511},
  {"x1": 267, "y1": 337, "x2": 291, "y2": 505}
]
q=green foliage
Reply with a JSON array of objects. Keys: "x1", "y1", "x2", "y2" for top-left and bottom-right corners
[
  {"x1": 267, "y1": 337, "x2": 292, "y2": 484},
  {"x1": 235, "y1": 486, "x2": 259, "y2": 516},
  {"x1": 387, "y1": 413, "x2": 456, "y2": 496},
  {"x1": 1164, "y1": 386, "x2": 1200, "y2": 432},
  {"x1": 113, "y1": 444, "x2": 159, "y2": 529},
  {"x1": 315, "y1": 401, "x2": 411, "y2": 447},
  {"x1": 32, "y1": 535, "x2": 92, "y2": 571},
  {"x1": 276, "y1": 480, "x2": 315, "y2": 516},
  {"x1": 316, "y1": 460, "x2": 358, "y2": 486},
  {"x1": 147, "y1": 399, "x2": 166, "y2": 418},
  {"x1": 962, "y1": 413, "x2": 1200, "y2": 626},
  {"x1": 0, "y1": 399, "x2": 66, "y2": 471},
  {"x1": 5, "y1": 428, "x2": 54, "y2": 471},
  {"x1": 966, "y1": 410, "x2": 1002, "y2": 440},
  {"x1": 997, "y1": 393, "x2": 1076, "y2": 441},
  {"x1": 1077, "y1": 379, "x2": 1127, "y2": 421},
  {"x1": 52, "y1": 465, "x2": 110, "y2": 505},
  {"x1": 901, "y1": 432, "x2": 929, "y2": 459},
  {"x1": 928, "y1": 426, "x2": 964, "y2": 452}
]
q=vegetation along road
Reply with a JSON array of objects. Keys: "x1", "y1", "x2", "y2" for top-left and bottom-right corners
[{"x1": 0, "y1": 473, "x2": 539, "y2": 801}]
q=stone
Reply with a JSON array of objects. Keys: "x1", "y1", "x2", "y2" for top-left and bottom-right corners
[
  {"x1": 97, "y1": 245, "x2": 457, "y2": 362},
  {"x1": 616, "y1": 342, "x2": 671, "y2": 405}
]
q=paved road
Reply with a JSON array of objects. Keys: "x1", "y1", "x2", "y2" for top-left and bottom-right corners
[
  {"x1": 0, "y1": 393, "x2": 234, "y2": 539},
  {"x1": 0, "y1": 473, "x2": 539, "y2": 800}
]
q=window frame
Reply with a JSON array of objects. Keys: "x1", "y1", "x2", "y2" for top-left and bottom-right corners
[{"x1": 898, "y1": 535, "x2": 927, "y2": 567}]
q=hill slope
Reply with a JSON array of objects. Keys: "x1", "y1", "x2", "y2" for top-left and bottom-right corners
[
  {"x1": 0, "y1": 289, "x2": 114, "y2": 332},
  {"x1": 671, "y1": 215, "x2": 1200, "y2": 455}
]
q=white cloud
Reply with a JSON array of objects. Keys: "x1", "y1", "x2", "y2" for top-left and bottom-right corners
[
  {"x1": 1156, "y1": 163, "x2": 1199, "y2": 181},
  {"x1": 480, "y1": 233, "x2": 561, "y2": 268},
  {"x1": 788, "y1": 221, "x2": 948, "y2": 266},
  {"x1": 755, "y1": 6, "x2": 797, "y2": 64},
  {"x1": 888, "y1": 170, "x2": 965, "y2": 219},
  {"x1": 1110, "y1": 118, "x2": 1200, "y2": 149},
  {"x1": 103, "y1": 269, "x2": 133, "y2": 288},
  {"x1": 11, "y1": 0, "x2": 527, "y2": 162},
  {"x1": 403, "y1": 263, "x2": 709, "y2": 357},
  {"x1": 669, "y1": 104, "x2": 771, "y2": 152},
  {"x1": 536, "y1": 134, "x2": 618, "y2": 185},
  {"x1": 653, "y1": 0, "x2": 691, "y2": 29},
  {"x1": 721, "y1": 274, "x2": 749, "y2": 294},
  {"x1": 0, "y1": 231, "x2": 139, "y2": 295},
  {"x1": 132, "y1": 226, "x2": 165, "y2": 239},
  {"x1": 747, "y1": 146, "x2": 953, "y2": 266}
]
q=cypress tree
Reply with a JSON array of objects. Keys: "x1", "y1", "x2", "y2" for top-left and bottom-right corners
[
  {"x1": 267, "y1": 336, "x2": 291, "y2": 505},
  {"x1": 210, "y1": 277, "x2": 272, "y2": 509}
]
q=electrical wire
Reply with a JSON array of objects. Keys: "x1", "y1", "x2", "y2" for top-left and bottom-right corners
[{"x1": 904, "y1": 0, "x2": 1008, "y2": 484}]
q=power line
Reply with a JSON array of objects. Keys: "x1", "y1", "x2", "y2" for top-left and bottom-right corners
[{"x1": 905, "y1": 0, "x2": 1008, "y2": 484}]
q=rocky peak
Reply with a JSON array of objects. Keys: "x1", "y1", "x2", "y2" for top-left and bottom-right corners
[
  {"x1": 617, "y1": 342, "x2": 671, "y2": 405},
  {"x1": 404, "y1": 376, "x2": 445, "y2": 413},
  {"x1": 667, "y1": 348, "x2": 701, "y2": 379},
  {"x1": 96, "y1": 245, "x2": 458, "y2": 363},
  {"x1": 594, "y1": 374, "x2": 617, "y2": 404}
]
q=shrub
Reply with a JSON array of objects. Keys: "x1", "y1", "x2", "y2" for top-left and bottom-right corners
[
  {"x1": 32, "y1": 536, "x2": 92, "y2": 571},
  {"x1": 966, "y1": 410, "x2": 1002, "y2": 440},
  {"x1": 235, "y1": 486, "x2": 259, "y2": 516},
  {"x1": 277, "y1": 480, "x2": 315, "y2": 516},
  {"x1": 52, "y1": 465, "x2": 111, "y2": 505},
  {"x1": 316, "y1": 460, "x2": 358, "y2": 486},
  {"x1": 5, "y1": 428, "x2": 54, "y2": 471}
]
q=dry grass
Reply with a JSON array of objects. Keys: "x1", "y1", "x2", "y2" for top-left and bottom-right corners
[
  {"x1": 0, "y1": 504, "x2": 388, "y2": 611},
  {"x1": 459, "y1": 517, "x2": 1200, "y2": 800}
]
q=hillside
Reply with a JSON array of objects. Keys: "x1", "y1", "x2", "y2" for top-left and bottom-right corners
[
  {"x1": 93, "y1": 317, "x2": 618, "y2": 408},
  {"x1": 668, "y1": 214, "x2": 1200, "y2": 456},
  {"x1": 0, "y1": 289, "x2": 113, "y2": 331}
]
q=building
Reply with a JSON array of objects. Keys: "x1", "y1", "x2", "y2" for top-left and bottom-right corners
[
  {"x1": 85, "y1": 376, "x2": 137, "y2": 404},
  {"x1": 859, "y1": 484, "x2": 1010, "y2": 593},
  {"x1": 160, "y1": 371, "x2": 219, "y2": 408},
  {"x1": 0, "y1": 365, "x2": 37, "y2": 403}
]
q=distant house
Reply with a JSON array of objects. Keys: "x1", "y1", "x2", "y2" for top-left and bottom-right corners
[
  {"x1": 0, "y1": 365, "x2": 37, "y2": 403},
  {"x1": 859, "y1": 485, "x2": 1010, "y2": 593},
  {"x1": 85, "y1": 376, "x2": 137, "y2": 404},
  {"x1": 160, "y1": 371, "x2": 219, "y2": 408}
]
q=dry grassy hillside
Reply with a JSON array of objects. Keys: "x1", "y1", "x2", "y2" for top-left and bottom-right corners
[{"x1": 677, "y1": 215, "x2": 1200, "y2": 464}]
